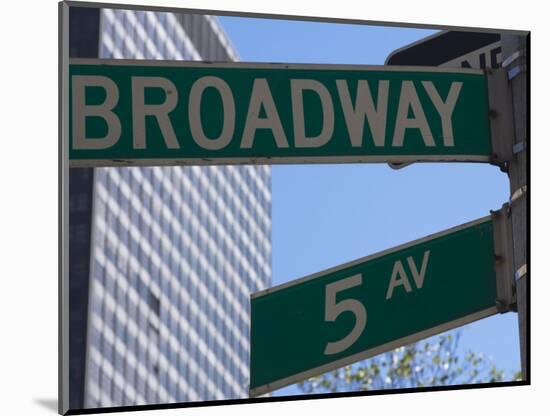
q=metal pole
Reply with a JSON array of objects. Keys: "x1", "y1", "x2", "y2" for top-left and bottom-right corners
[
  {"x1": 500, "y1": 33, "x2": 528, "y2": 381},
  {"x1": 59, "y1": 1, "x2": 70, "y2": 414}
]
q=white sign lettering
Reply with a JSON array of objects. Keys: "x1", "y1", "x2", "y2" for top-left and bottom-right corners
[
  {"x1": 386, "y1": 250, "x2": 431, "y2": 300},
  {"x1": 72, "y1": 76, "x2": 463, "y2": 152}
]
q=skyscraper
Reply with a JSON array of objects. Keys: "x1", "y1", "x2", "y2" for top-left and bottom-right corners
[{"x1": 68, "y1": 6, "x2": 271, "y2": 410}]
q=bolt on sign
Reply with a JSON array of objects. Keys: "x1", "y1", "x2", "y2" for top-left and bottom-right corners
[
  {"x1": 249, "y1": 211, "x2": 514, "y2": 397},
  {"x1": 69, "y1": 59, "x2": 496, "y2": 167}
]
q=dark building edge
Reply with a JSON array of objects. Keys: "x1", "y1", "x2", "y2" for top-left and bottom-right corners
[{"x1": 68, "y1": 5, "x2": 100, "y2": 411}]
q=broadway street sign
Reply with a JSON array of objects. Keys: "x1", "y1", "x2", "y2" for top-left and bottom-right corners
[
  {"x1": 68, "y1": 59, "x2": 507, "y2": 167},
  {"x1": 249, "y1": 209, "x2": 514, "y2": 397}
]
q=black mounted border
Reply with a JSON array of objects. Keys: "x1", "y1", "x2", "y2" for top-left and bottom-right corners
[{"x1": 59, "y1": 1, "x2": 531, "y2": 414}]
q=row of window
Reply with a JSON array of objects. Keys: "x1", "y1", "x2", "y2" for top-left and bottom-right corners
[
  {"x1": 98, "y1": 167, "x2": 270, "y2": 296},
  {"x1": 101, "y1": 9, "x2": 198, "y2": 61},
  {"x1": 103, "y1": 165, "x2": 270, "y2": 265},
  {"x1": 95, "y1": 191, "x2": 258, "y2": 341},
  {"x1": 88, "y1": 280, "x2": 244, "y2": 404},
  {"x1": 92, "y1": 235, "x2": 251, "y2": 378},
  {"x1": 90, "y1": 245, "x2": 250, "y2": 392}
]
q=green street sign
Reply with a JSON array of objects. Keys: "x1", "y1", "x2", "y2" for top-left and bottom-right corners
[
  {"x1": 249, "y1": 212, "x2": 514, "y2": 396},
  {"x1": 68, "y1": 59, "x2": 499, "y2": 167}
]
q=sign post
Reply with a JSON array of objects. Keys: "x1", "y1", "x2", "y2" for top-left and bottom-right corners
[
  {"x1": 501, "y1": 34, "x2": 528, "y2": 380},
  {"x1": 68, "y1": 59, "x2": 505, "y2": 167},
  {"x1": 249, "y1": 209, "x2": 514, "y2": 397}
]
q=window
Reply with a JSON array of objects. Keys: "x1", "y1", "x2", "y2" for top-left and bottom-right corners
[
  {"x1": 88, "y1": 359, "x2": 100, "y2": 386},
  {"x1": 100, "y1": 370, "x2": 112, "y2": 404},
  {"x1": 142, "y1": 186, "x2": 151, "y2": 212},
  {"x1": 117, "y1": 250, "x2": 128, "y2": 275},
  {"x1": 125, "y1": 361, "x2": 136, "y2": 393},
  {"x1": 147, "y1": 289, "x2": 160, "y2": 317},
  {"x1": 114, "y1": 346, "x2": 125, "y2": 375}
]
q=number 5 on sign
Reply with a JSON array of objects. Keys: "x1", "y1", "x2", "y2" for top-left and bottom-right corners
[{"x1": 324, "y1": 274, "x2": 367, "y2": 355}]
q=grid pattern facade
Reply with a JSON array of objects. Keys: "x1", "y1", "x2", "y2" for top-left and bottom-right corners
[{"x1": 83, "y1": 9, "x2": 271, "y2": 407}]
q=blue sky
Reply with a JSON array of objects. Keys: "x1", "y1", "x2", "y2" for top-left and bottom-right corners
[{"x1": 217, "y1": 15, "x2": 520, "y2": 394}]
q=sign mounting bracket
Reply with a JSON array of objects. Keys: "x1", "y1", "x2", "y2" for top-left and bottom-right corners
[
  {"x1": 486, "y1": 68, "x2": 515, "y2": 169},
  {"x1": 491, "y1": 204, "x2": 516, "y2": 312}
]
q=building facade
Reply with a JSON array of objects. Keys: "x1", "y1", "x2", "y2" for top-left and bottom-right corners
[{"x1": 69, "y1": 7, "x2": 271, "y2": 409}]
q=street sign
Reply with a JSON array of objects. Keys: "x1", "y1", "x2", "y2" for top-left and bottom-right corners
[
  {"x1": 386, "y1": 31, "x2": 502, "y2": 69},
  {"x1": 69, "y1": 59, "x2": 497, "y2": 167},
  {"x1": 249, "y1": 210, "x2": 514, "y2": 397},
  {"x1": 385, "y1": 31, "x2": 502, "y2": 169}
]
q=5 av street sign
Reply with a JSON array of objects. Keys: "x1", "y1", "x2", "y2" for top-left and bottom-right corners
[
  {"x1": 69, "y1": 60, "x2": 504, "y2": 167},
  {"x1": 249, "y1": 210, "x2": 514, "y2": 396}
]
